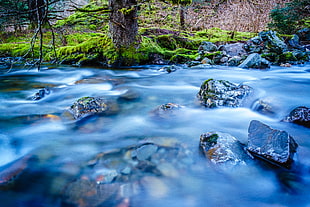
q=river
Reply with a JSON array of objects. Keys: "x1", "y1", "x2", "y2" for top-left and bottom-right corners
[{"x1": 0, "y1": 64, "x2": 309, "y2": 207}]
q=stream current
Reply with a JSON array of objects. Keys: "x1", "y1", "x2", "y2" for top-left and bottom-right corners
[{"x1": 0, "y1": 64, "x2": 309, "y2": 206}]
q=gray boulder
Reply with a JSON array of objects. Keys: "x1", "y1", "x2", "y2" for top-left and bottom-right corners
[
  {"x1": 243, "y1": 36, "x2": 264, "y2": 54},
  {"x1": 200, "y1": 132, "x2": 249, "y2": 165},
  {"x1": 198, "y1": 41, "x2": 218, "y2": 54},
  {"x1": 201, "y1": 57, "x2": 214, "y2": 65},
  {"x1": 227, "y1": 56, "x2": 242, "y2": 66},
  {"x1": 297, "y1": 28, "x2": 310, "y2": 41},
  {"x1": 288, "y1": 34, "x2": 304, "y2": 50},
  {"x1": 259, "y1": 30, "x2": 288, "y2": 54},
  {"x1": 247, "y1": 120, "x2": 298, "y2": 168},
  {"x1": 219, "y1": 43, "x2": 247, "y2": 57},
  {"x1": 197, "y1": 79, "x2": 251, "y2": 108},
  {"x1": 282, "y1": 106, "x2": 310, "y2": 128},
  {"x1": 238, "y1": 53, "x2": 270, "y2": 69}
]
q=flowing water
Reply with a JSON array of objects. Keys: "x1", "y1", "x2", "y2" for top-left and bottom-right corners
[{"x1": 0, "y1": 64, "x2": 309, "y2": 207}]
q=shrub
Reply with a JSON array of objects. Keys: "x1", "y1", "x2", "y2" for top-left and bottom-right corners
[{"x1": 268, "y1": 0, "x2": 310, "y2": 34}]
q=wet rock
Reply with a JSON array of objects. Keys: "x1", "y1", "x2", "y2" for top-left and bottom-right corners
[
  {"x1": 150, "y1": 103, "x2": 183, "y2": 119},
  {"x1": 247, "y1": 120, "x2": 298, "y2": 168},
  {"x1": 198, "y1": 41, "x2": 218, "y2": 54},
  {"x1": 158, "y1": 65, "x2": 182, "y2": 73},
  {"x1": 68, "y1": 96, "x2": 119, "y2": 120},
  {"x1": 220, "y1": 56, "x2": 229, "y2": 64},
  {"x1": 118, "y1": 88, "x2": 140, "y2": 101},
  {"x1": 278, "y1": 51, "x2": 299, "y2": 64},
  {"x1": 211, "y1": 51, "x2": 226, "y2": 65},
  {"x1": 190, "y1": 63, "x2": 213, "y2": 69},
  {"x1": 187, "y1": 60, "x2": 201, "y2": 67},
  {"x1": 63, "y1": 137, "x2": 193, "y2": 206},
  {"x1": 140, "y1": 176, "x2": 169, "y2": 199},
  {"x1": 238, "y1": 53, "x2": 270, "y2": 69},
  {"x1": 219, "y1": 43, "x2": 247, "y2": 57},
  {"x1": 134, "y1": 144, "x2": 158, "y2": 161},
  {"x1": 92, "y1": 168, "x2": 119, "y2": 184},
  {"x1": 201, "y1": 57, "x2": 213, "y2": 65},
  {"x1": 296, "y1": 28, "x2": 310, "y2": 42},
  {"x1": 283, "y1": 106, "x2": 310, "y2": 128},
  {"x1": 252, "y1": 99, "x2": 277, "y2": 117},
  {"x1": 280, "y1": 63, "x2": 292, "y2": 67},
  {"x1": 0, "y1": 57, "x2": 25, "y2": 70},
  {"x1": 0, "y1": 154, "x2": 35, "y2": 187},
  {"x1": 32, "y1": 88, "x2": 50, "y2": 100},
  {"x1": 227, "y1": 56, "x2": 242, "y2": 66},
  {"x1": 200, "y1": 132, "x2": 249, "y2": 165},
  {"x1": 288, "y1": 34, "x2": 304, "y2": 50},
  {"x1": 63, "y1": 179, "x2": 120, "y2": 207},
  {"x1": 259, "y1": 30, "x2": 288, "y2": 54},
  {"x1": 243, "y1": 36, "x2": 264, "y2": 54},
  {"x1": 292, "y1": 51, "x2": 309, "y2": 63},
  {"x1": 197, "y1": 79, "x2": 251, "y2": 108}
]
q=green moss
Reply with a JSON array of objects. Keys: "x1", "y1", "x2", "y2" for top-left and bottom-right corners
[
  {"x1": 119, "y1": 6, "x2": 135, "y2": 15},
  {"x1": 156, "y1": 34, "x2": 177, "y2": 50},
  {"x1": 169, "y1": 48, "x2": 198, "y2": 63},
  {"x1": 203, "y1": 79, "x2": 214, "y2": 85},
  {"x1": 261, "y1": 53, "x2": 279, "y2": 63},
  {"x1": 0, "y1": 43, "x2": 44, "y2": 58},
  {"x1": 54, "y1": 2, "x2": 109, "y2": 31},
  {"x1": 191, "y1": 28, "x2": 256, "y2": 43},
  {"x1": 203, "y1": 51, "x2": 222, "y2": 59},
  {"x1": 279, "y1": 52, "x2": 298, "y2": 63},
  {"x1": 207, "y1": 133, "x2": 218, "y2": 144},
  {"x1": 54, "y1": 34, "x2": 118, "y2": 65}
]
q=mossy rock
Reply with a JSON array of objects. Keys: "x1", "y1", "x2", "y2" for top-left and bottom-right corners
[
  {"x1": 261, "y1": 53, "x2": 279, "y2": 63},
  {"x1": 197, "y1": 79, "x2": 252, "y2": 108},
  {"x1": 155, "y1": 34, "x2": 178, "y2": 50},
  {"x1": 278, "y1": 52, "x2": 298, "y2": 63}
]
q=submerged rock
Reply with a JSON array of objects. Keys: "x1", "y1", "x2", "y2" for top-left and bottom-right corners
[
  {"x1": 199, "y1": 132, "x2": 248, "y2": 165},
  {"x1": 158, "y1": 65, "x2": 182, "y2": 73},
  {"x1": 238, "y1": 53, "x2": 270, "y2": 69},
  {"x1": 32, "y1": 88, "x2": 50, "y2": 100},
  {"x1": 134, "y1": 144, "x2": 158, "y2": 161},
  {"x1": 283, "y1": 106, "x2": 310, "y2": 128},
  {"x1": 150, "y1": 103, "x2": 182, "y2": 119},
  {"x1": 68, "y1": 97, "x2": 119, "y2": 120},
  {"x1": 63, "y1": 137, "x2": 193, "y2": 206},
  {"x1": 0, "y1": 154, "x2": 35, "y2": 187},
  {"x1": 251, "y1": 98, "x2": 278, "y2": 117},
  {"x1": 247, "y1": 120, "x2": 298, "y2": 168},
  {"x1": 197, "y1": 79, "x2": 251, "y2": 108},
  {"x1": 63, "y1": 179, "x2": 120, "y2": 207}
]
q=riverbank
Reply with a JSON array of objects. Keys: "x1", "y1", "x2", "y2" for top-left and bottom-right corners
[{"x1": 0, "y1": 27, "x2": 309, "y2": 71}]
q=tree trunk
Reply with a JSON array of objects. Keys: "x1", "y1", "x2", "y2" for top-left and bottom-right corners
[
  {"x1": 28, "y1": 0, "x2": 46, "y2": 25},
  {"x1": 179, "y1": 5, "x2": 185, "y2": 30},
  {"x1": 108, "y1": 0, "x2": 138, "y2": 49}
]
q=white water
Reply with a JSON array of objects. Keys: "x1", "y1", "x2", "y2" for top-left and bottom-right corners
[{"x1": 0, "y1": 64, "x2": 309, "y2": 207}]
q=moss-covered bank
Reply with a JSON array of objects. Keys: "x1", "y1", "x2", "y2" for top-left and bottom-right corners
[{"x1": 0, "y1": 27, "x2": 256, "y2": 67}]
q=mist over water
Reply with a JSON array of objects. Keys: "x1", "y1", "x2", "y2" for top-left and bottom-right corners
[{"x1": 0, "y1": 64, "x2": 309, "y2": 206}]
